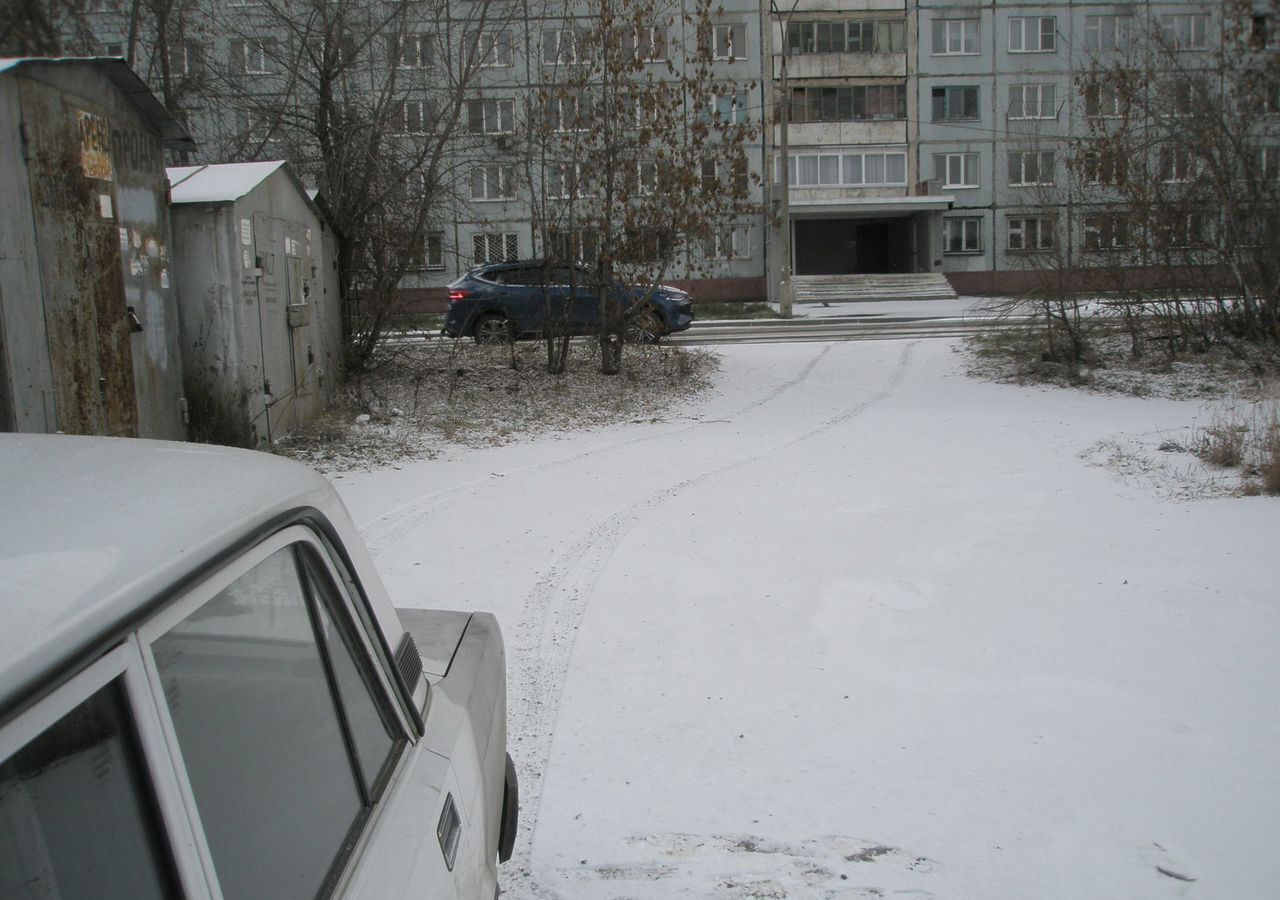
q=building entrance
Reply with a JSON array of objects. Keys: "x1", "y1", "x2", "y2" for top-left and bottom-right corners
[{"x1": 794, "y1": 217, "x2": 915, "y2": 275}]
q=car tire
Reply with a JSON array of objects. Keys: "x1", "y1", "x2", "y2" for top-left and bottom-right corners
[
  {"x1": 474, "y1": 315, "x2": 512, "y2": 345},
  {"x1": 625, "y1": 305, "x2": 664, "y2": 345}
]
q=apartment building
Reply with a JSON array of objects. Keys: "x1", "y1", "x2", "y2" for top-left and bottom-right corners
[{"x1": 76, "y1": 0, "x2": 1229, "y2": 304}]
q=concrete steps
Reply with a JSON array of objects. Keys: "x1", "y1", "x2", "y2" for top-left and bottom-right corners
[{"x1": 792, "y1": 273, "x2": 958, "y2": 304}]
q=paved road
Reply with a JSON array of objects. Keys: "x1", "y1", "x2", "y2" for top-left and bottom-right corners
[{"x1": 390, "y1": 302, "x2": 1029, "y2": 347}]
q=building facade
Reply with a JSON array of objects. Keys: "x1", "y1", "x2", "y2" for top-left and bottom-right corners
[{"x1": 76, "y1": 0, "x2": 1233, "y2": 305}]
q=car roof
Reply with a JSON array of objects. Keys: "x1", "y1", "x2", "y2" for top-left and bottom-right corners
[{"x1": 0, "y1": 434, "x2": 348, "y2": 715}]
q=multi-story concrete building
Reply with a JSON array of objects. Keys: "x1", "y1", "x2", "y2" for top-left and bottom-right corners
[{"x1": 75, "y1": 0, "x2": 1228, "y2": 305}]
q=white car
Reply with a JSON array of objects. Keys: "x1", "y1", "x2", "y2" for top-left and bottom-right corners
[{"x1": 0, "y1": 434, "x2": 517, "y2": 900}]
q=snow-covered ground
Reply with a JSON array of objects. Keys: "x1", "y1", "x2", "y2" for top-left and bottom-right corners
[{"x1": 333, "y1": 338, "x2": 1279, "y2": 900}]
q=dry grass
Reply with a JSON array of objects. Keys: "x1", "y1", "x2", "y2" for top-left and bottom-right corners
[
  {"x1": 968, "y1": 324, "x2": 1280, "y2": 499},
  {"x1": 275, "y1": 338, "x2": 719, "y2": 471}
]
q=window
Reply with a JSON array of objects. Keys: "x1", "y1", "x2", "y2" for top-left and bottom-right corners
[
  {"x1": 1157, "y1": 146, "x2": 1193, "y2": 182},
  {"x1": 1154, "y1": 210, "x2": 1206, "y2": 249},
  {"x1": 943, "y1": 217, "x2": 982, "y2": 253},
  {"x1": 467, "y1": 98, "x2": 514, "y2": 133},
  {"x1": 789, "y1": 84, "x2": 907, "y2": 122},
  {"x1": 103, "y1": 41, "x2": 124, "y2": 57},
  {"x1": 1161, "y1": 14, "x2": 1210, "y2": 50},
  {"x1": 473, "y1": 31, "x2": 513, "y2": 67},
  {"x1": 395, "y1": 33, "x2": 434, "y2": 69},
  {"x1": 625, "y1": 26, "x2": 667, "y2": 61},
  {"x1": 932, "y1": 19, "x2": 978, "y2": 55},
  {"x1": 0, "y1": 682, "x2": 180, "y2": 900},
  {"x1": 932, "y1": 86, "x2": 979, "y2": 122},
  {"x1": 335, "y1": 36, "x2": 357, "y2": 67},
  {"x1": 150, "y1": 544, "x2": 402, "y2": 900},
  {"x1": 700, "y1": 158, "x2": 749, "y2": 193},
  {"x1": 470, "y1": 165, "x2": 515, "y2": 200},
  {"x1": 1172, "y1": 79, "x2": 1195, "y2": 116},
  {"x1": 1007, "y1": 216, "x2": 1054, "y2": 251},
  {"x1": 933, "y1": 152, "x2": 979, "y2": 188},
  {"x1": 1084, "y1": 15, "x2": 1131, "y2": 51},
  {"x1": 1009, "y1": 83, "x2": 1056, "y2": 119},
  {"x1": 546, "y1": 163, "x2": 586, "y2": 199},
  {"x1": 547, "y1": 95, "x2": 588, "y2": 131},
  {"x1": 870, "y1": 20, "x2": 905, "y2": 53},
  {"x1": 1083, "y1": 82, "x2": 1124, "y2": 118},
  {"x1": 713, "y1": 90, "x2": 750, "y2": 124},
  {"x1": 542, "y1": 28, "x2": 585, "y2": 64},
  {"x1": 170, "y1": 40, "x2": 201, "y2": 76},
  {"x1": 1008, "y1": 150, "x2": 1055, "y2": 186},
  {"x1": 1261, "y1": 146, "x2": 1280, "y2": 182},
  {"x1": 393, "y1": 99, "x2": 434, "y2": 134},
  {"x1": 785, "y1": 149, "x2": 907, "y2": 186},
  {"x1": 703, "y1": 226, "x2": 750, "y2": 259},
  {"x1": 474, "y1": 232, "x2": 518, "y2": 264},
  {"x1": 1081, "y1": 149, "x2": 1127, "y2": 186},
  {"x1": 713, "y1": 23, "x2": 744, "y2": 60},
  {"x1": 1009, "y1": 17, "x2": 1056, "y2": 53},
  {"x1": 408, "y1": 232, "x2": 444, "y2": 270},
  {"x1": 548, "y1": 228, "x2": 598, "y2": 264},
  {"x1": 787, "y1": 20, "x2": 904, "y2": 54},
  {"x1": 1083, "y1": 213, "x2": 1130, "y2": 250},
  {"x1": 231, "y1": 38, "x2": 276, "y2": 75},
  {"x1": 1252, "y1": 15, "x2": 1277, "y2": 49},
  {"x1": 626, "y1": 226, "x2": 674, "y2": 260},
  {"x1": 631, "y1": 160, "x2": 660, "y2": 195}
]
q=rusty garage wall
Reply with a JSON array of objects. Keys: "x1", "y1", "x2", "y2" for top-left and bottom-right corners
[
  {"x1": 169, "y1": 162, "x2": 342, "y2": 447},
  {"x1": 0, "y1": 59, "x2": 190, "y2": 439}
]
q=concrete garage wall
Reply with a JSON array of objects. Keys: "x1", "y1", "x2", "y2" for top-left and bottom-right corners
[{"x1": 0, "y1": 60, "x2": 188, "y2": 439}]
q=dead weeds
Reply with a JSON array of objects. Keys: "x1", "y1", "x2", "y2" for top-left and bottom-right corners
[
  {"x1": 968, "y1": 324, "x2": 1280, "y2": 497},
  {"x1": 274, "y1": 339, "x2": 720, "y2": 472}
]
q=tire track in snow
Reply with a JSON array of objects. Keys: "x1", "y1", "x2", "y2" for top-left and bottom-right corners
[
  {"x1": 360, "y1": 344, "x2": 835, "y2": 560},
  {"x1": 504, "y1": 342, "x2": 916, "y2": 898}
]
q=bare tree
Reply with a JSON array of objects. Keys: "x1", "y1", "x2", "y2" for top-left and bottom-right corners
[
  {"x1": 194, "y1": 0, "x2": 516, "y2": 370},
  {"x1": 0, "y1": 0, "x2": 95, "y2": 55},
  {"x1": 522, "y1": 0, "x2": 762, "y2": 374},
  {"x1": 1076, "y1": 0, "x2": 1280, "y2": 348}
]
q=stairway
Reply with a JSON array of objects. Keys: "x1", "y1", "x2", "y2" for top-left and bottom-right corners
[{"x1": 791, "y1": 273, "x2": 958, "y2": 304}]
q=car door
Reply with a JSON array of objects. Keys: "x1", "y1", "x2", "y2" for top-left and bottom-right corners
[
  {"x1": 135, "y1": 527, "x2": 422, "y2": 900},
  {"x1": 493, "y1": 267, "x2": 547, "y2": 334},
  {"x1": 547, "y1": 266, "x2": 597, "y2": 332}
]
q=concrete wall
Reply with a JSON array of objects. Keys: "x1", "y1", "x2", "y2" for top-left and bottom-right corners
[{"x1": 0, "y1": 62, "x2": 186, "y2": 439}]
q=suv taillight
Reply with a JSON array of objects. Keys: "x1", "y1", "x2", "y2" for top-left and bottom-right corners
[{"x1": 449, "y1": 290, "x2": 470, "y2": 303}]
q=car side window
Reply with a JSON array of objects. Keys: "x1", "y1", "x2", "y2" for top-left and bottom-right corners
[
  {"x1": 0, "y1": 680, "x2": 179, "y2": 900},
  {"x1": 150, "y1": 543, "x2": 403, "y2": 900},
  {"x1": 494, "y1": 268, "x2": 529, "y2": 285}
]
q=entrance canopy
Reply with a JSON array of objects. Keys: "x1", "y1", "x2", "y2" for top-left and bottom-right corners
[{"x1": 790, "y1": 195, "x2": 954, "y2": 218}]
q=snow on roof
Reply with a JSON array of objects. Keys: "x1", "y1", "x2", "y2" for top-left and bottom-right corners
[
  {"x1": 0, "y1": 434, "x2": 352, "y2": 714},
  {"x1": 168, "y1": 160, "x2": 288, "y2": 204}
]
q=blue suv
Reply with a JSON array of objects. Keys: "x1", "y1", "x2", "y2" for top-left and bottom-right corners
[{"x1": 443, "y1": 260, "x2": 694, "y2": 344}]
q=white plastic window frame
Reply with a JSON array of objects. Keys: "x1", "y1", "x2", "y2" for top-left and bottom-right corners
[
  {"x1": 934, "y1": 18, "x2": 978, "y2": 55},
  {"x1": 1008, "y1": 16, "x2": 1056, "y2": 53}
]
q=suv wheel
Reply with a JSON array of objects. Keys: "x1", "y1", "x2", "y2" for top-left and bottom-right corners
[
  {"x1": 474, "y1": 315, "x2": 512, "y2": 345},
  {"x1": 625, "y1": 306, "x2": 664, "y2": 344}
]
